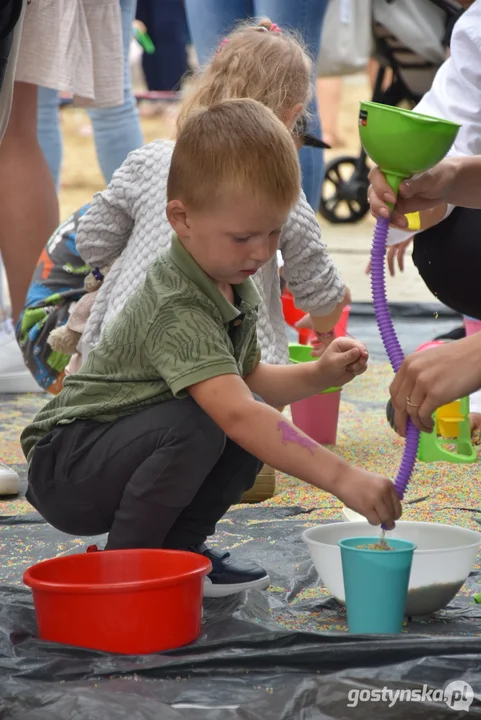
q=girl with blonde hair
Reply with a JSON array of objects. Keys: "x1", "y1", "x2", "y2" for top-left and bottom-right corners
[{"x1": 75, "y1": 18, "x2": 349, "y2": 369}]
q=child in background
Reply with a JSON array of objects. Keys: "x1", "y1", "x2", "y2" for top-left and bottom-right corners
[
  {"x1": 75, "y1": 19, "x2": 349, "y2": 369},
  {"x1": 22, "y1": 100, "x2": 401, "y2": 597}
]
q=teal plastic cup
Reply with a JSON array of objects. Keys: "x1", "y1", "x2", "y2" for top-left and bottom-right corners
[{"x1": 339, "y1": 537, "x2": 416, "y2": 634}]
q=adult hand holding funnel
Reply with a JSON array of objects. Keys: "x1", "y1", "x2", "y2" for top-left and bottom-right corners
[
  {"x1": 368, "y1": 159, "x2": 461, "y2": 229},
  {"x1": 338, "y1": 102, "x2": 460, "y2": 635},
  {"x1": 359, "y1": 101, "x2": 460, "y2": 514}
]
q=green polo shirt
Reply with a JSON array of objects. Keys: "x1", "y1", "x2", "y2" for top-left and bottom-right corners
[{"x1": 21, "y1": 235, "x2": 261, "y2": 465}]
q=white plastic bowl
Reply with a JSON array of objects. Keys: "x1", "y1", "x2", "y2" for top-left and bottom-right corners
[{"x1": 303, "y1": 521, "x2": 481, "y2": 616}]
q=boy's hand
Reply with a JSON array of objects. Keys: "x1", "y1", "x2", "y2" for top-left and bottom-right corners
[
  {"x1": 315, "y1": 337, "x2": 368, "y2": 389},
  {"x1": 336, "y1": 466, "x2": 402, "y2": 529}
]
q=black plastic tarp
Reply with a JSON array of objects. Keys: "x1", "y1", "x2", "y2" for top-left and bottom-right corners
[
  {"x1": 1, "y1": 310, "x2": 477, "y2": 717},
  {"x1": 1, "y1": 506, "x2": 481, "y2": 718}
]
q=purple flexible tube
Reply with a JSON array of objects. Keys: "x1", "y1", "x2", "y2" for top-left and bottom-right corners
[{"x1": 370, "y1": 217, "x2": 420, "y2": 523}]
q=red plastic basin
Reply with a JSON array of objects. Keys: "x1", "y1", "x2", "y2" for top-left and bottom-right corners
[{"x1": 23, "y1": 549, "x2": 212, "y2": 655}]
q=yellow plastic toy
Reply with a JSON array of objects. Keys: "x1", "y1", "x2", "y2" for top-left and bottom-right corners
[
  {"x1": 418, "y1": 396, "x2": 476, "y2": 464},
  {"x1": 436, "y1": 400, "x2": 464, "y2": 439}
]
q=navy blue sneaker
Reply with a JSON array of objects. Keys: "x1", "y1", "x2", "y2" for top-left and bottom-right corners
[{"x1": 190, "y1": 543, "x2": 270, "y2": 598}]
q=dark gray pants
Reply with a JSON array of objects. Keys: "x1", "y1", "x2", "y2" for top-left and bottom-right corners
[{"x1": 26, "y1": 398, "x2": 262, "y2": 550}]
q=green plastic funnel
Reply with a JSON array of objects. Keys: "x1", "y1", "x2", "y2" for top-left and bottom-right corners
[{"x1": 359, "y1": 101, "x2": 460, "y2": 194}]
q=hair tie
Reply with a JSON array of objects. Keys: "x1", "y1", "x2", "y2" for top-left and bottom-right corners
[
  {"x1": 217, "y1": 38, "x2": 229, "y2": 52},
  {"x1": 92, "y1": 267, "x2": 104, "y2": 282},
  {"x1": 256, "y1": 23, "x2": 282, "y2": 34},
  {"x1": 217, "y1": 21, "x2": 282, "y2": 51}
]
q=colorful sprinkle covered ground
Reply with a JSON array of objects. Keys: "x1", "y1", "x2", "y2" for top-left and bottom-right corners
[{"x1": 2, "y1": 361, "x2": 481, "y2": 635}]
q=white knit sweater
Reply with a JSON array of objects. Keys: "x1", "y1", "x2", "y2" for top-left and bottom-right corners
[{"x1": 77, "y1": 140, "x2": 345, "y2": 365}]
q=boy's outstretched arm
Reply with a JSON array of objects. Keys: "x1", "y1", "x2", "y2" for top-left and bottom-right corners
[
  {"x1": 244, "y1": 336, "x2": 367, "y2": 408},
  {"x1": 188, "y1": 370, "x2": 401, "y2": 530}
]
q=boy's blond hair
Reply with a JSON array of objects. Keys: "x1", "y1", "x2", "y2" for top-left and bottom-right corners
[
  {"x1": 177, "y1": 18, "x2": 311, "y2": 130},
  {"x1": 168, "y1": 98, "x2": 301, "y2": 211}
]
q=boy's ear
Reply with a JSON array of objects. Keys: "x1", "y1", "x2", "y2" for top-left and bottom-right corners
[{"x1": 166, "y1": 200, "x2": 191, "y2": 237}]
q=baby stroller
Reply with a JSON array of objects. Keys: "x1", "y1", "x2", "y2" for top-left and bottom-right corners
[{"x1": 319, "y1": 0, "x2": 465, "y2": 224}]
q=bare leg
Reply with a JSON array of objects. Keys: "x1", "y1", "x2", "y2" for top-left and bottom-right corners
[
  {"x1": 316, "y1": 76, "x2": 344, "y2": 148},
  {"x1": 368, "y1": 58, "x2": 392, "y2": 92},
  {"x1": 368, "y1": 58, "x2": 378, "y2": 89},
  {"x1": 0, "y1": 82, "x2": 58, "y2": 320}
]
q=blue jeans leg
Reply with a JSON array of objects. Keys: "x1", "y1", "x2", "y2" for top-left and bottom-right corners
[
  {"x1": 87, "y1": 0, "x2": 144, "y2": 183},
  {"x1": 185, "y1": 0, "x2": 328, "y2": 209},
  {"x1": 37, "y1": 86, "x2": 62, "y2": 192},
  {"x1": 184, "y1": 0, "x2": 253, "y2": 66},
  {"x1": 257, "y1": 0, "x2": 329, "y2": 209}
]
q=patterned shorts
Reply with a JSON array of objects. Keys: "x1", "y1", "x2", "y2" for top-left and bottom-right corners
[{"x1": 16, "y1": 205, "x2": 91, "y2": 392}]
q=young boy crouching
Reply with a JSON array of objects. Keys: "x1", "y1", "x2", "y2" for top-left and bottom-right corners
[{"x1": 21, "y1": 99, "x2": 401, "y2": 597}]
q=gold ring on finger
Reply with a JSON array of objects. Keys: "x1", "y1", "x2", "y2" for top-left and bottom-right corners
[{"x1": 406, "y1": 396, "x2": 421, "y2": 408}]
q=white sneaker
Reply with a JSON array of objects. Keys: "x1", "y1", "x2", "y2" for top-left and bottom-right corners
[
  {"x1": 0, "y1": 321, "x2": 43, "y2": 393},
  {"x1": 0, "y1": 462, "x2": 20, "y2": 495}
]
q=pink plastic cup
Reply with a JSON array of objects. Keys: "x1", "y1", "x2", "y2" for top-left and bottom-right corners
[
  {"x1": 290, "y1": 387, "x2": 341, "y2": 445},
  {"x1": 288, "y1": 344, "x2": 342, "y2": 445}
]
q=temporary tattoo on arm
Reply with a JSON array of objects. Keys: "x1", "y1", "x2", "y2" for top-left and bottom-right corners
[{"x1": 277, "y1": 420, "x2": 316, "y2": 455}]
